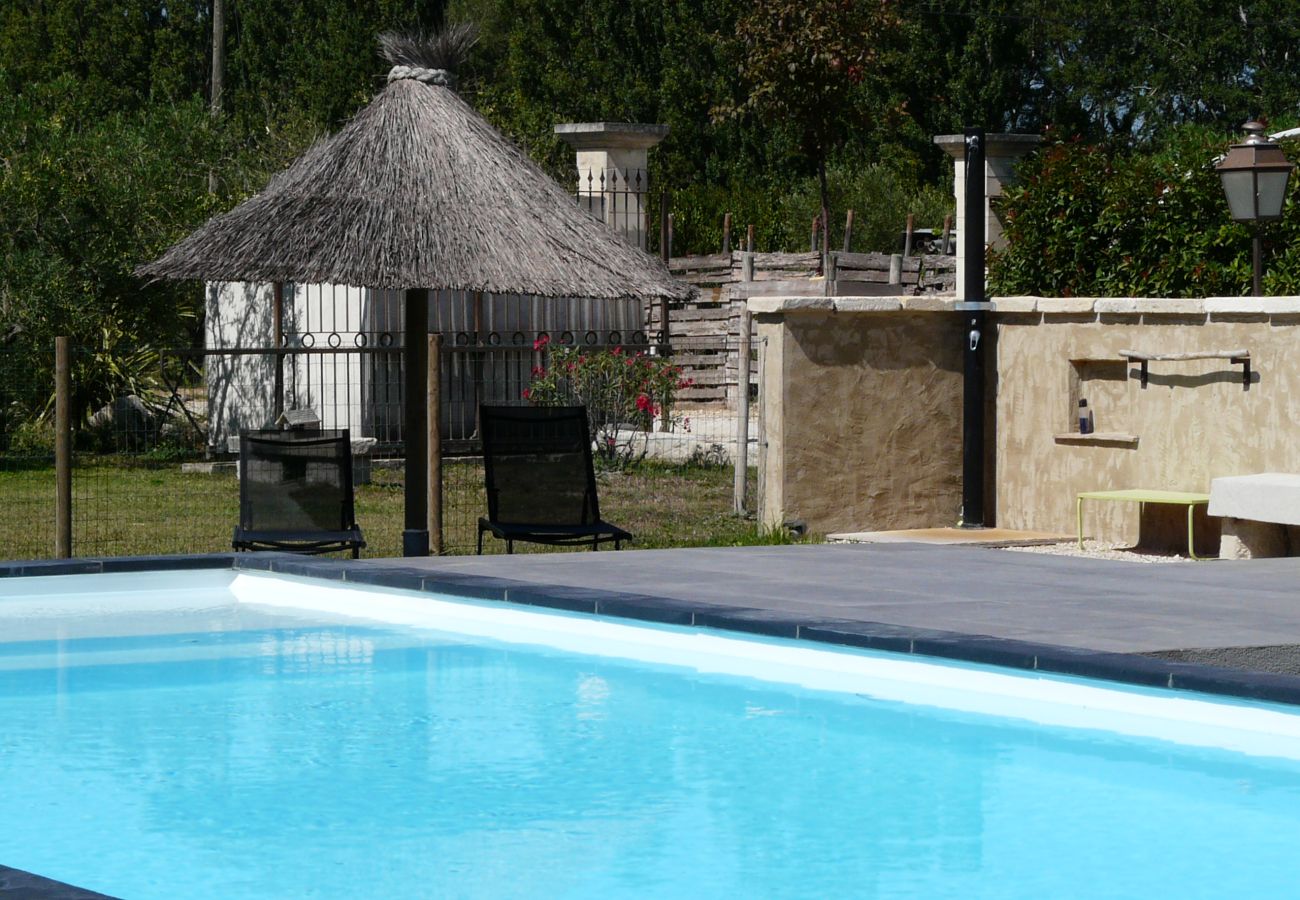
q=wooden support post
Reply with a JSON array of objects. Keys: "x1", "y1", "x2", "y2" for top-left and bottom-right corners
[
  {"x1": 272, "y1": 281, "x2": 285, "y2": 419},
  {"x1": 428, "y1": 333, "x2": 443, "y2": 556},
  {"x1": 903, "y1": 213, "x2": 915, "y2": 257},
  {"x1": 842, "y1": 209, "x2": 854, "y2": 252},
  {"x1": 746, "y1": 224, "x2": 755, "y2": 253},
  {"x1": 941, "y1": 214, "x2": 953, "y2": 255},
  {"x1": 402, "y1": 288, "x2": 430, "y2": 557},
  {"x1": 722, "y1": 212, "x2": 732, "y2": 255},
  {"x1": 659, "y1": 191, "x2": 669, "y2": 263},
  {"x1": 889, "y1": 253, "x2": 903, "y2": 285},
  {"x1": 733, "y1": 308, "x2": 751, "y2": 516},
  {"x1": 810, "y1": 214, "x2": 821, "y2": 251},
  {"x1": 825, "y1": 252, "x2": 838, "y2": 296},
  {"x1": 741, "y1": 251, "x2": 755, "y2": 283},
  {"x1": 756, "y1": 332, "x2": 766, "y2": 527},
  {"x1": 54, "y1": 336, "x2": 72, "y2": 558}
]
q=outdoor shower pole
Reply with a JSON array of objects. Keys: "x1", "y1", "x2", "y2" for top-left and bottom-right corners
[
  {"x1": 960, "y1": 127, "x2": 987, "y2": 528},
  {"x1": 403, "y1": 287, "x2": 430, "y2": 556}
]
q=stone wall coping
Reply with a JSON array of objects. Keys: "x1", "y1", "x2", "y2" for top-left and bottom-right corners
[
  {"x1": 1205, "y1": 297, "x2": 1300, "y2": 315},
  {"x1": 747, "y1": 296, "x2": 835, "y2": 313},
  {"x1": 833, "y1": 298, "x2": 904, "y2": 313},
  {"x1": 748, "y1": 294, "x2": 1300, "y2": 319},
  {"x1": 553, "y1": 122, "x2": 670, "y2": 150},
  {"x1": 901, "y1": 295, "x2": 959, "y2": 311},
  {"x1": 1095, "y1": 298, "x2": 1206, "y2": 315}
]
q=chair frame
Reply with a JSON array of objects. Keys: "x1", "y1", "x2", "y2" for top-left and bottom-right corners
[
  {"x1": 477, "y1": 405, "x2": 632, "y2": 554},
  {"x1": 232, "y1": 428, "x2": 366, "y2": 558}
]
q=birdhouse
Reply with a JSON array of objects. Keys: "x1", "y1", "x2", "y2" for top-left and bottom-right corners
[{"x1": 275, "y1": 408, "x2": 321, "y2": 431}]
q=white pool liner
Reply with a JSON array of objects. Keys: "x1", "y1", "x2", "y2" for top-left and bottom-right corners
[{"x1": 227, "y1": 572, "x2": 1300, "y2": 762}]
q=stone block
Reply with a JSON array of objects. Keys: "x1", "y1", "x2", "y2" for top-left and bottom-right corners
[
  {"x1": 832, "y1": 298, "x2": 902, "y2": 313},
  {"x1": 745, "y1": 296, "x2": 835, "y2": 314},
  {"x1": 1095, "y1": 298, "x2": 1205, "y2": 316},
  {"x1": 990, "y1": 296, "x2": 1038, "y2": 313},
  {"x1": 901, "y1": 295, "x2": 958, "y2": 311},
  {"x1": 1219, "y1": 517, "x2": 1290, "y2": 559},
  {"x1": 1205, "y1": 297, "x2": 1300, "y2": 317},
  {"x1": 1037, "y1": 297, "x2": 1098, "y2": 315},
  {"x1": 1209, "y1": 473, "x2": 1300, "y2": 526}
]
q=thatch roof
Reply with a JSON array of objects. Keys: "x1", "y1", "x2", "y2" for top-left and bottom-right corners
[{"x1": 139, "y1": 59, "x2": 689, "y2": 300}]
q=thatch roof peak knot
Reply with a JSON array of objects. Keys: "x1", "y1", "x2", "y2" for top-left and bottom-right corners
[{"x1": 387, "y1": 65, "x2": 452, "y2": 86}]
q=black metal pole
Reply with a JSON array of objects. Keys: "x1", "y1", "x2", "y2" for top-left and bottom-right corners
[
  {"x1": 961, "y1": 128, "x2": 986, "y2": 528},
  {"x1": 1253, "y1": 227, "x2": 1263, "y2": 296},
  {"x1": 403, "y1": 287, "x2": 430, "y2": 556}
]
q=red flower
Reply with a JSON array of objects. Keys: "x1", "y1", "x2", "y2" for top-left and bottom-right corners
[
  {"x1": 531, "y1": 365, "x2": 544, "y2": 377},
  {"x1": 533, "y1": 334, "x2": 550, "y2": 351},
  {"x1": 522, "y1": 388, "x2": 532, "y2": 400},
  {"x1": 612, "y1": 346, "x2": 622, "y2": 355},
  {"x1": 635, "y1": 393, "x2": 651, "y2": 412}
]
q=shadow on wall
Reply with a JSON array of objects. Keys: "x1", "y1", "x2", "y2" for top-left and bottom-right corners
[{"x1": 205, "y1": 282, "x2": 277, "y2": 448}]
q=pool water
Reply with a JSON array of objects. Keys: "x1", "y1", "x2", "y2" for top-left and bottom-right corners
[{"x1": 2, "y1": 573, "x2": 1300, "y2": 898}]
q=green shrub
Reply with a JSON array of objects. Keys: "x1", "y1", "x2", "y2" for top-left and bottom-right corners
[
  {"x1": 525, "y1": 338, "x2": 691, "y2": 469},
  {"x1": 989, "y1": 125, "x2": 1300, "y2": 298}
]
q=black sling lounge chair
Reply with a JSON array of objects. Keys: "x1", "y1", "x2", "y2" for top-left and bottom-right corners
[
  {"x1": 477, "y1": 405, "x2": 632, "y2": 554},
  {"x1": 233, "y1": 428, "x2": 366, "y2": 557}
]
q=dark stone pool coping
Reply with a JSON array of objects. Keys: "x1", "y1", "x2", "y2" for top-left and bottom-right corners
[
  {"x1": 0, "y1": 865, "x2": 118, "y2": 899},
  {"x1": 6, "y1": 552, "x2": 1300, "y2": 708}
]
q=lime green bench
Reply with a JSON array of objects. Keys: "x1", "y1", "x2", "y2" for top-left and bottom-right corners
[{"x1": 1076, "y1": 489, "x2": 1212, "y2": 560}]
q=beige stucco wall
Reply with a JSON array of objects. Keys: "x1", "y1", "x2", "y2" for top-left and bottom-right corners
[
  {"x1": 755, "y1": 297, "x2": 965, "y2": 534},
  {"x1": 757, "y1": 294, "x2": 1300, "y2": 544},
  {"x1": 996, "y1": 297, "x2": 1300, "y2": 547}
]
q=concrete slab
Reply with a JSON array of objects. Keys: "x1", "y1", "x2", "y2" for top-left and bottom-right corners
[{"x1": 1209, "y1": 472, "x2": 1300, "y2": 525}]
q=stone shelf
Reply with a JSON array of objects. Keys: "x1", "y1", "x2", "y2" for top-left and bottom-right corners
[{"x1": 1053, "y1": 432, "x2": 1139, "y2": 446}]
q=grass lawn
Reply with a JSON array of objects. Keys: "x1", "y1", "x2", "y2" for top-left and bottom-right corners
[{"x1": 0, "y1": 457, "x2": 772, "y2": 561}]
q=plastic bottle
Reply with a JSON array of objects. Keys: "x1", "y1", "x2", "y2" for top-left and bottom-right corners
[{"x1": 1078, "y1": 398, "x2": 1094, "y2": 435}]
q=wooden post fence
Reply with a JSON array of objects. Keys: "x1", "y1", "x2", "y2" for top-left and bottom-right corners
[
  {"x1": 733, "y1": 308, "x2": 751, "y2": 516},
  {"x1": 428, "y1": 333, "x2": 443, "y2": 555},
  {"x1": 55, "y1": 336, "x2": 72, "y2": 558}
]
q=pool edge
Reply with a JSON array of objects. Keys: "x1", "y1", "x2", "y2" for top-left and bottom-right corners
[{"x1": 5, "y1": 553, "x2": 1300, "y2": 707}]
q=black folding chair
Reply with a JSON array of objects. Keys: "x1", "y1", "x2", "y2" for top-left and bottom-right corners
[
  {"x1": 477, "y1": 405, "x2": 632, "y2": 554},
  {"x1": 233, "y1": 429, "x2": 366, "y2": 557}
]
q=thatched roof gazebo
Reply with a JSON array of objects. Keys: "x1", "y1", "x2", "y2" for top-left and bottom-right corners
[{"x1": 140, "y1": 28, "x2": 689, "y2": 556}]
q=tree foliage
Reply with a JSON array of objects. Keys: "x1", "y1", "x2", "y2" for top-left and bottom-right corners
[
  {"x1": 2, "y1": 0, "x2": 1300, "y2": 426},
  {"x1": 716, "y1": 0, "x2": 903, "y2": 232}
]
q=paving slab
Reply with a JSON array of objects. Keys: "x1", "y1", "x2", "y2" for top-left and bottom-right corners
[{"x1": 355, "y1": 542, "x2": 1300, "y2": 654}]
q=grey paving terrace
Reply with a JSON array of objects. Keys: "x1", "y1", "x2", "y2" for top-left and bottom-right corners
[{"x1": 359, "y1": 542, "x2": 1300, "y2": 656}]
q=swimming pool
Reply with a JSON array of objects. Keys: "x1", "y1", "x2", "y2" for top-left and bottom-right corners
[{"x1": 3, "y1": 568, "x2": 1300, "y2": 898}]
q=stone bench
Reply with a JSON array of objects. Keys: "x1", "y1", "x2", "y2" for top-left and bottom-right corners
[{"x1": 1208, "y1": 473, "x2": 1300, "y2": 558}]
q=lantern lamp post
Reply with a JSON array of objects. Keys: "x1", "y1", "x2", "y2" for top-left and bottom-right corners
[{"x1": 1216, "y1": 121, "x2": 1295, "y2": 296}]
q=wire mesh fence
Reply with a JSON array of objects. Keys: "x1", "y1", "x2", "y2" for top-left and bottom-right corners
[
  {"x1": 0, "y1": 333, "x2": 761, "y2": 561},
  {"x1": 0, "y1": 346, "x2": 57, "y2": 560},
  {"x1": 439, "y1": 330, "x2": 760, "y2": 555}
]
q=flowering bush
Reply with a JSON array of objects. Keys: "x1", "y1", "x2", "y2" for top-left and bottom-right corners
[{"x1": 525, "y1": 336, "x2": 693, "y2": 468}]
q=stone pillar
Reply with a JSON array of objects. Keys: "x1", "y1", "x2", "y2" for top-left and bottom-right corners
[
  {"x1": 933, "y1": 133, "x2": 1040, "y2": 299},
  {"x1": 555, "y1": 122, "x2": 669, "y2": 251}
]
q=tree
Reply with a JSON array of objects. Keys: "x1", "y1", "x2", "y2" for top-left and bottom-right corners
[{"x1": 716, "y1": 0, "x2": 904, "y2": 248}]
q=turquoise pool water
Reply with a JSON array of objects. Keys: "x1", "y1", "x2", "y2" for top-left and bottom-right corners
[{"x1": 2, "y1": 573, "x2": 1300, "y2": 898}]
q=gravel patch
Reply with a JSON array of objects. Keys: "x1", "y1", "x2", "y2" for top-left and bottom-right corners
[{"x1": 1001, "y1": 540, "x2": 1189, "y2": 563}]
